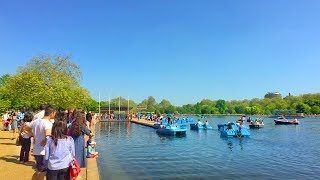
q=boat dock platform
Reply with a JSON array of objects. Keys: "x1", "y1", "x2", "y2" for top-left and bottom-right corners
[
  {"x1": 99, "y1": 119, "x2": 130, "y2": 122},
  {"x1": 130, "y1": 118, "x2": 155, "y2": 128}
]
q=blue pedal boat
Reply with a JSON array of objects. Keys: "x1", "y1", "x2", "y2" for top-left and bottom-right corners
[
  {"x1": 220, "y1": 123, "x2": 250, "y2": 137},
  {"x1": 190, "y1": 123, "x2": 204, "y2": 130},
  {"x1": 153, "y1": 119, "x2": 168, "y2": 129},
  {"x1": 217, "y1": 122, "x2": 235, "y2": 131},
  {"x1": 156, "y1": 124, "x2": 187, "y2": 136},
  {"x1": 190, "y1": 123, "x2": 213, "y2": 130}
]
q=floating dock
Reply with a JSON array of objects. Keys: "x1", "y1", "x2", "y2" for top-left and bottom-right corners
[
  {"x1": 130, "y1": 118, "x2": 155, "y2": 127},
  {"x1": 99, "y1": 119, "x2": 130, "y2": 122}
]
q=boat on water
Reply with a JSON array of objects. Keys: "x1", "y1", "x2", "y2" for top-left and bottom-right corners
[
  {"x1": 274, "y1": 117, "x2": 300, "y2": 125},
  {"x1": 153, "y1": 119, "x2": 168, "y2": 129},
  {"x1": 190, "y1": 120, "x2": 213, "y2": 130},
  {"x1": 249, "y1": 121, "x2": 264, "y2": 129},
  {"x1": 219, "y1": 122, "x2": 250, "y2": 137},
  {"x1": 190, "y1": 123, "x2": 214, "y2": 130},
  {"x1": 217, "y1": 122, "x2": 235, "y2": 131},
  {"x1": 156, "y1": 124, "x2": 187, "y2": 136}
]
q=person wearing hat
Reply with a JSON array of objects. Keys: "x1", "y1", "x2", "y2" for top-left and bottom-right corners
[{"x1": 87, "y1": 140, "x2": 98, "y2": 158}]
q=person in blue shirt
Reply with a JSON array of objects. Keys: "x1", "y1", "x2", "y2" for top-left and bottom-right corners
[
  {"x1": 12, "y1": 107, "x2": 26, "y2": 140},
  {"x1": 87, "y1": 141, "x2": 98, "y2": 158}
]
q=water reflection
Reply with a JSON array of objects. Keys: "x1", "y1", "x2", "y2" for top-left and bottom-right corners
[
  {"x1": 156, "y1": 133, "x2": 186, "y2": 141},
  {"x1": 221, "y1": 137, "x2": 247, "y2": 151},
  {"x1": 99, "y1": 122, "x2": 132, "y2": 137}
]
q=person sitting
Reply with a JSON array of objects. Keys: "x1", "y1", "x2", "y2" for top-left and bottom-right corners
[
  {"x1": 226, "y1": 123, "x2": 233, "y2": 130},
  {"x1": 197, "y1": 120, "x2": 202, "y2": 125},
  {"x1": 239, "y1": 122, "x2": 245, "y2": 128},
  {"x1": 87, "y1": 141, "x2": 98, "y2": 158},
  {"x1": 159, "y1": 122, "x2": 165, "y2": 128}
]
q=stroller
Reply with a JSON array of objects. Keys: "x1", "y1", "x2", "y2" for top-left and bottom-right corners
[{"x1": 2, "y1": 118, "x2": 12, "y2": 131}]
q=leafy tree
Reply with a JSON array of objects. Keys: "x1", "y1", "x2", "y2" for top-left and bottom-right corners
[
  {"x1": 1, "y1": 55, "x2": 91, "y2": 110},
  {"x1": 296, "y1": 103, "x2": 311, "y2": 114},
  {"x1": 0, "y1": 74, "x2": 10, "y2": 87},
  {"x1": 165, "y1": 105, "x2": 176, "y2": 114},
  {"x1": 215, "y1": 99, "x2": 226, "y2": 114},
  {"x1": 244, "y1": 107, "x2": 252, "y2": 115},
  {"x1": 201, "y1": 105, "x2": 213, "y2": 114},
  {"x1": 311, "y1": 106, "x2": 320, "y2": 114},
  {"x1": 250, "y1": 106, "x2": 263, "y2": 115},
  {"x1": 234, "y1": 105, "x2": 246, "y2": 114},
  {"x1": 146, "y1": 96, "x2": 157, "y2": 112},
  {"x1": 0, "y1": 99, "x2": 11, "y2": 112},
  {"x1": 158, "y1": 99, "x2": 172, "y2": 113}
]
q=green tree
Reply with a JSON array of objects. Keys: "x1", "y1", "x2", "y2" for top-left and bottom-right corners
[
  {"x1": 1, "y1": 55, "x2": 91, "y2": 110},
  {"x1": 311, "y1": 106, "x2": 320, "y2": 114},
  {"x1": 215, "y1": 99, "x2": 226, "y2": 114},
  {"x1": 296, "y1": 103, "x2": 311, "y2": 114},
  {"x1": 201, "y1": 105, "x2": 213, "y2": 114},
  {"x1": 0, "y1": 74, "x2": 10, "y2": 87},
  {"x1": 244, "y1": 106, "x2": 252, "y2": 115},
  {"x1": 146, "y1": 96, "x2": 157, "y2": 112},
  {"x1": 250, "y1": 105, "x2": 263, "y2": 115},
  {"x1": 158, "y1": 99, "x2": 172, "y2": 113}
]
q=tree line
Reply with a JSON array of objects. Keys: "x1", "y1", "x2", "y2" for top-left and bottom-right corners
[
  {"x1": 1, "y1": 55, "x2": 319, "y2": 115},
  {"x1": 117, "y1": 94, "x2": 320, "y2": 115}
]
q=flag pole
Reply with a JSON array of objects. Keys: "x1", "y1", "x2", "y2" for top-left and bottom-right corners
[
  {"x1": 108, "y1": 94, "x2": 111, "y2": 119},
  {"x1": 118, "y1": 96, "x2": 121, "y2": 119},
  {"x1": 98, "y1": 92, "x2": 101, "y2": 120}
]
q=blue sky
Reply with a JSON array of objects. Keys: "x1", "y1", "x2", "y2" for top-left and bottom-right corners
[{"x1": 1, "y1": 0, "x2": 320, "y2": 105}]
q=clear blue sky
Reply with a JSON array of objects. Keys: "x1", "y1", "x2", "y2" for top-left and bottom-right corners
[{"x1": 1, "y1": 0, "x2": 320, "y2": 105}]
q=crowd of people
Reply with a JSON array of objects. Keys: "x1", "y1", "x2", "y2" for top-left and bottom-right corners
[{"x1": 1, "y1": 105, "x2": 98, "y2": 180}]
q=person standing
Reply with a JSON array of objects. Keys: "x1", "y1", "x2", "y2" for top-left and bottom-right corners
[
  {"x1": 2, "y1": 112, "x2": 10, "y2": 131},
  {"x1": 45, "y1": 121, "x2": 75, "y2": 180},
  {"x1": 70, "y1": 112, "x2": 92, "y2": 168},
  {"x1": 19, "y1": 111, "x2": 34, "y2": 164},
  {"x1": 12, "y1": 107, "x2": 26, "y2": 140},
  {"x1": 86, "y1": 111, "x2": 92, "y2": 127},
  {"x1": 24, "y1": 105, "x2": 56, "y2": 172},
  {"x1": 34, "y1": 104, "x2": 47, "y2": 120}
]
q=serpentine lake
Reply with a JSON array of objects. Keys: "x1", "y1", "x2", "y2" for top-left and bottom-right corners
[{"x1": 95, "y1": 117, "x2": 320, "y2": 180}]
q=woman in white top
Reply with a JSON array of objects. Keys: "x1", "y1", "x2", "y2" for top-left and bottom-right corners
[{"x1": 19, "y1": 111, "x2": 34, "y2": 163}]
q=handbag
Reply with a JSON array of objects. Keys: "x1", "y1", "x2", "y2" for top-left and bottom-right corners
[
  {"x1": 16, "y1": 136, "x2": 21, "y2": 146},
  {"x1": 69, "y1": 158, "x2": 81, "y2": 179}
]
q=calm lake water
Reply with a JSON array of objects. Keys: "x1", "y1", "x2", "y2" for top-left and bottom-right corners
[{"x1": 95, "y1": 117, "x2": 320, "y2": 180}]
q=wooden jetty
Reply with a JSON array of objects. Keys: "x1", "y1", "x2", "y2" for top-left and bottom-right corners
[
  {"x1": 99, "y1": 119, "x2": 130, "y2": 122},
  {"x1": 130, "y1": 118, "x2": 155, "y2": 127}
]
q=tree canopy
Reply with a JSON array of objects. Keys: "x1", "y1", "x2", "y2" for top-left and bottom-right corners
[{"x1": 0, "y1": 55, "x2": 92, "y2": 111}]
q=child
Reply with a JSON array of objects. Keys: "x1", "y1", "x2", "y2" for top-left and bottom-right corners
[
  {"x1": 45, "y1": 121, "x2": 75, "y2": 180},
  {"x1": 87, "y1": 139, "x2": 98, "y2": 158},
  {"x1": 19, "y1": 111, "x2": 34, "y2": 164}
]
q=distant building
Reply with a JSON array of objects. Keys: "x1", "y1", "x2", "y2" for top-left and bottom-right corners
[{"x1": 264, "y1": 92, "x2": 282, "y2": 99}]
